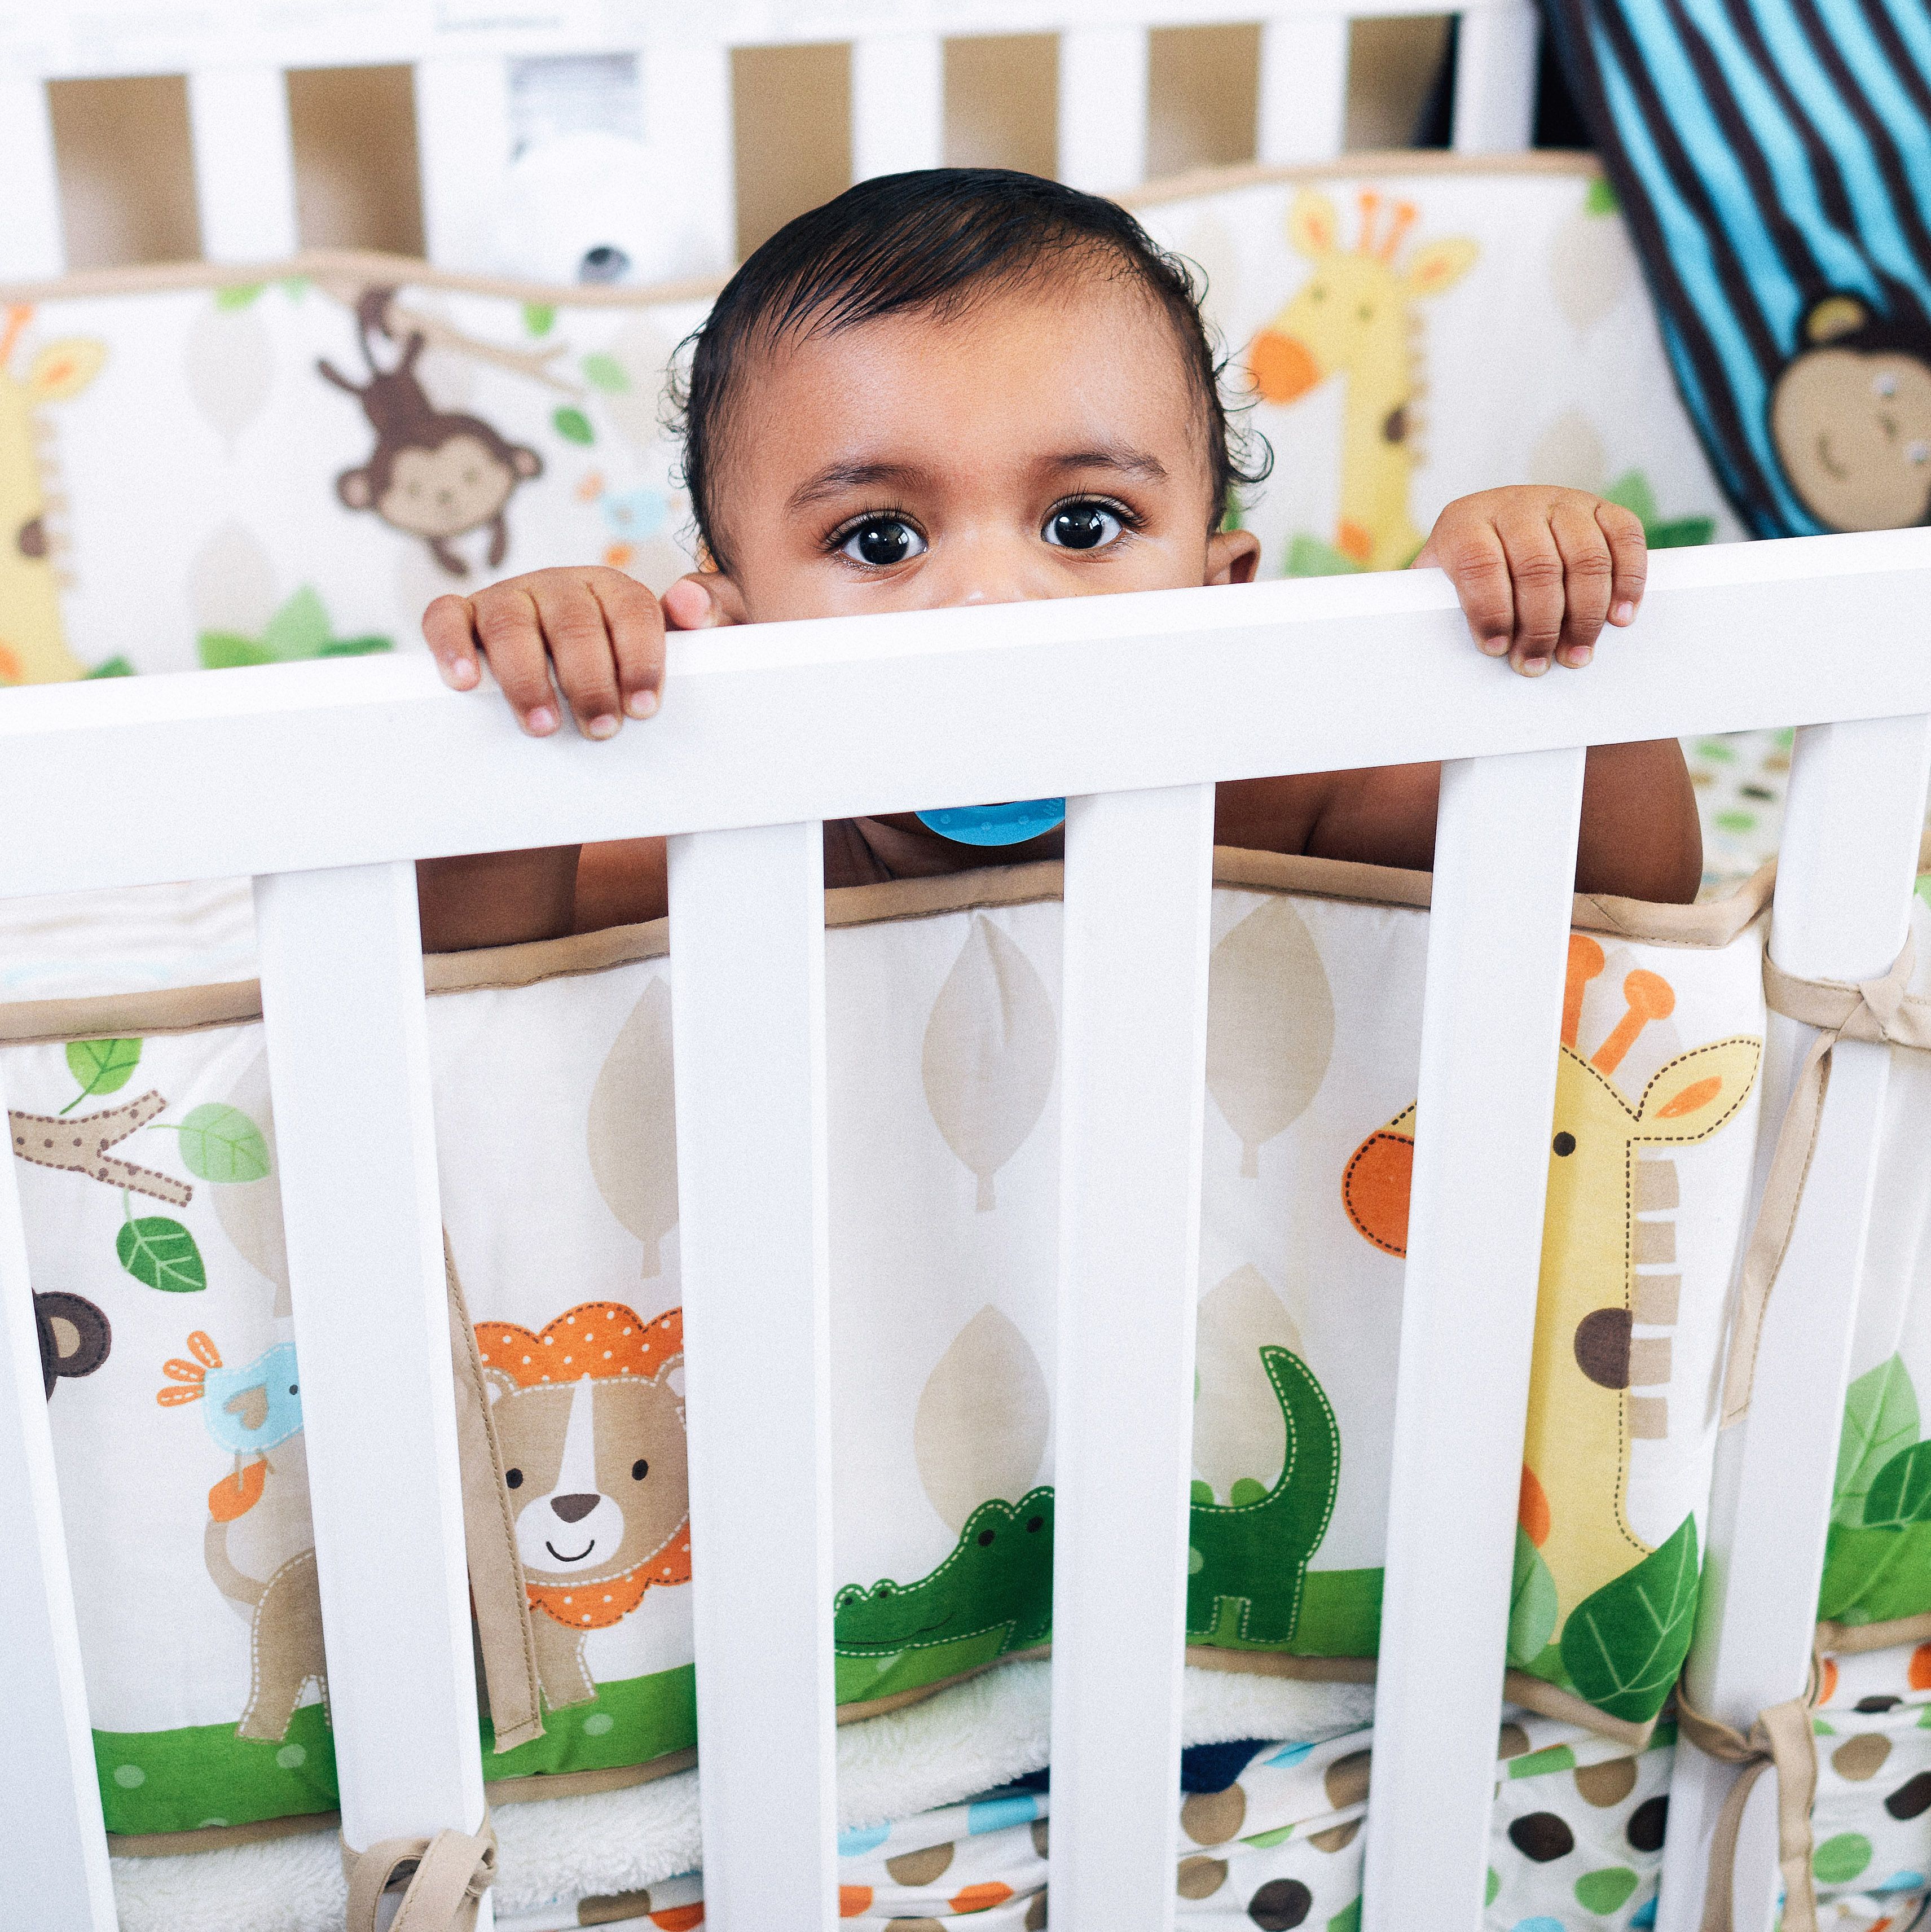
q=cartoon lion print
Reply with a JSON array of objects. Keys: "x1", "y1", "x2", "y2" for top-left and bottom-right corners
[{"x1": 475, "y1": 1302, "x2": 690, "y2": 1711}]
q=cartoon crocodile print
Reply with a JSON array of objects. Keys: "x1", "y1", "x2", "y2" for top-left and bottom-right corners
[
  {"x1": 835, "y1": 1488, "x2": 1055, "y2": 1661},
  {"x1": 1187, "y1": 1345, "x2": 1340, "y2": 1644}
]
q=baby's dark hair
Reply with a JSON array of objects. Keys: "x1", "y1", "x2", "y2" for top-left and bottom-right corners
[{"x1": 670, "y1": 167, "x2": 1269, "y2": 568}]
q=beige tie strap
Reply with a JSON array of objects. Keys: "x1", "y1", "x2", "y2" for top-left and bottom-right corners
[
  {"x1": 1724, "y1": 937, "x2": 1931, "y2": 1425},
  {"x1": 1674, "y1": 1665, "x2": 1820, "y2": 1932},
  {"x1": 446, "y1": 1239, "x2": 546, "y2": 1752},
  {"x1": 344, "y1": 1820, "x2": 499, "y2": 1932}
]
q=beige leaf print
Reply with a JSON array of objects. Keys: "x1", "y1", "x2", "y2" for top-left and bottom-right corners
[
  {"x1": 1193, "y1": 1266, "x2": 1304, "y2": 1500},
  {"x1": 922, "y1": 915, "x2": 1056, "y2": 1211},
  {"x1": 587, "y1": 976, "x2": 679, "y2": 1276},
  {"x1": 914, "y1": 1305, "x2": 1050, "y2": 1534},
  {"x1": 1207, "y1": 898, "x2": 1335, "y2": 1177},
  {"x1": 213, "y1": 1049, "x2": 291, "y2": 1318}
]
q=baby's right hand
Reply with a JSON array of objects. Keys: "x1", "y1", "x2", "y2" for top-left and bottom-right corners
[{"x1": 421, "y1": 567, "x2": 722, "y2": 739}]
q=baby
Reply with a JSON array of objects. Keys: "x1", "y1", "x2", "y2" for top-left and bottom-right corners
[{"x1": 417, "y1": 169, "x2": 1699, "y2": 950}]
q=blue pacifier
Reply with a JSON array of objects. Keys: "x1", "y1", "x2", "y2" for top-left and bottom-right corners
[{"x1": 916, "y1": 799, "x2": 1067, "y2": 846}]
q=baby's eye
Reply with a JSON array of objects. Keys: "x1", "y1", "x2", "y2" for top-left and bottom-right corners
[
  {"x1": 1043, "y1": 502, "x2": 1125, "y2": 551},
  {"x1": 839, "y1": 517, "x2": 926, "y2": 568}
]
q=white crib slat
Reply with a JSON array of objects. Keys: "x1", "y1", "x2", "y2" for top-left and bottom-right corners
[
  {"x1": 187, "y1": 65, "x2": 298, "y2": 262},
  {"x1": 0, "y1": 1061, "x2": 116, "y2": 1931},
  {"x1": 1057, "y1": 25, "x2": 1149, "y2": 194},
  {"x1": 254, "y1": 863, "x2": 488, "y2": 1874},
  {"x1": 1049, "y1": 782, "x2": 1216, "y2": 1932},
  {"x1": 0, "y1": 75, "x2": 65, "y2": 278},
  {"x1": 643, "y1": 41, "x2": 736, "y2": 274},
  {"x1": 1365, "y1": 746, "x2": 1587, "y2": 1932},
  {"x1": 414, "y1": 55, "x2": 512, "y2": 270},
  {"x1": 667, "y1": 821, "x2": 836, "y2": 1932},
  {"x1": 1656, "y1": 714, "x2": 1931, "y2": 1932},
  {"x1": 1257, "y1": 13, "x2": 1350, "y2": 166},
  {"x1": 851, "y1": 34, "x2": 944, "y2": 181},
  {"x1": 1451, "y1": 1, "x2": 1540, "y2": 153}
]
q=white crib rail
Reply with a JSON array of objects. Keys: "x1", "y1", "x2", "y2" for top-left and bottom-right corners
[
  {"x1": 1656, "y1": 715, "x2": 1931, "y2": 1932},
  {"x1": 5, "y1": 535, "x2": 1931, "y2": 1931},
  {"x1": 1, "y1": 1, "x2": 1539, "y2": 284}
]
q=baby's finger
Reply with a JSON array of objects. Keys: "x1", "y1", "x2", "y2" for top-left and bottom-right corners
[
  {"x1": 586, "y1": 572, "x2": 670, "y2": 722},
  {"x1": 422, "y1": 594, "x2": 482, "y2": 691},
  {"x1": 1550, "y1": 500, "x2": 1613, "y2": 668},
  {"x1": 1497, "y1": 512, "x2": 1566, "y2": 677},
  {"x1": 472, "y1": 586, "x2": 561, "y2": 735},
  {"x1": 1596, "y1": 500, "x2": 1648, "y2": 625},
  {"x1": 661, "y1": 574, "x2": 731, "y2": 631},
  {"x1": 1438, "y1": 525, "x2": 1515, "y2": 660},
  {"x1": 529, "y1": 576, "x2": 624, "y2": 740}
]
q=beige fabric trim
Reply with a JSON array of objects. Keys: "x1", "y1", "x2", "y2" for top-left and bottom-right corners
[
  {"x1": 0, "y1": 978, "x2": 262, "y2": 1046},
  {"x1": 446, "y1": 1240, "x2": 544, "y2": 1754},
  {"x1": 1817, "y1": 1612, "x2": 1931, "y2": 1655},
  {"x1": 108, "y1": 1809, "x2": 338, "y2": 1855},
  {"x1": 487, "y1": 1749, "x2": 698, "y2": 1804},
  {"x1": 0, "y1": 247, "x2": 725, "y2": 311},
  {"x1": 835, "y1": 1645, "x2": 1053, "y2": 1724},
  {"x1": 345, "y1": 1819, "x2": 498, "y2": 1932},
  {"x1": 1183, "y1": 1646, "x2": 1379, "y2": 1686},
  {"x1": 1723, "y1": 936, "x2": 1931, "y2": 1425},
  {"x1": 1501, "y1": 1671, "x2": 1659, "y2": 1750},
  {"x1": 1675, "y1": 1661, "x2": 1820, "y2": 1932},
  {"x1": 1124, "y1": 148, "x2": 1603, "y2": 210}
]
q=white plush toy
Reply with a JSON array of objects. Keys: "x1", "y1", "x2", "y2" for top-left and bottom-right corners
[{"x1": 491, "y1": 130, "x2": 704, "y2": 288}]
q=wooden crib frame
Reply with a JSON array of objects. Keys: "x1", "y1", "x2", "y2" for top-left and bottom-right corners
[
  {"x1": 2, "y1": 535, "x2": 1929, "y2": 1931},
  {"x1": 0, "y1": 0, "x2": 1543, "y2": 281}
]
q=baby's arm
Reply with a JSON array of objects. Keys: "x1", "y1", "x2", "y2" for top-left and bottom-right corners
[{"x1": 1299, "y1": 485, "x2": 1700, "y2": 900}]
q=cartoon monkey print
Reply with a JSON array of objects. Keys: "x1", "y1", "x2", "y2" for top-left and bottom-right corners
[
  {"x1": 1770, "y1": 292, "x2": 1931, "y2": 532},
  {"x1": 319, "y1": 290, "x2": 543, "y2": 576}
]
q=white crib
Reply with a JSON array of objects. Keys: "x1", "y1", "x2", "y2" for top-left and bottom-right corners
[{"x1": 1, "y1": 535, "x2": 1928, "y2": 1931}]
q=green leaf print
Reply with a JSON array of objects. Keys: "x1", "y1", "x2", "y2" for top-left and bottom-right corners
[
  {"x1": 63, "y1": 1038, "x2": 140, "y2": 1110},
  {"x1": 85, "y1": 656, "x2": 134, "y2": 679},
  {"x1": 1560, "y1": 1514, "x2": 1700, "y2": 1723},
  {"x1": 1604, "y1": 470, "x2": 1660, "y2": 526},
  {"x1": 116, "y1": 1217, "x2": 206, "y2": 1293},
  {"x1": 1508, "y1": 1527, "x2": 1559, "y2": 1668},
  {"x1": 523, "y1": 302, "x2": 556, "y2": 337},
  {"x1": 1835, "y1": 1356, "x2": 1919, "y2": 1527},
  {"x1": 1864, "y1": 1440, "x2": 1931, "y2": 1529},
  {"x1": 215, "y1": 282, "x2": 265, "y2": 310},
  {"x1": 1585, "y1": 176, "x2": 1620, "y2": 216},
  {"x1": 171, "y1": 1104, "x2": 271, "y2": 1184},
  {"x1": 197, "y1": 631, "x2": 275, "y2": 670},
  {"x1": 1818, "y1": 1520, "x2": 1931, "y2": 1624},
  {"x1": 580, "y1": 352, "x2": 629, "y2": 393},
  {"x1": 261, "y1": 587, "x2": 333, "y2": 661},
  {"x1": 553, "y1": 406, "x2": 594, "y2": 445}
]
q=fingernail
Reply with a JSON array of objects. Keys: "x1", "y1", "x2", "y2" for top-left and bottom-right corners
[
  {"x1": 448, "y1": 659, "x2": 478, "y2": 690},
  {"x1": 627, "y1": 690, "x2": 658, "y2": 719},
  {"x1": 587, "y1": 714, "x2": 618, "y2": 740},
  {"x1": 1480, "y1": 636, "x2": 1511, "y2": 657},
  {"x1": 526, "y1": 706, "x2": 557, "y2": 735},
  {"x1": 1567, "y1": 644, "x2": 1593, "y2": 668},
  {"x1": 1517, "y1": 655, "x2": 1549, "y2": 678},
  {"x1": 1611, "y1": 601, "x2": 1635, "y2": 625}
]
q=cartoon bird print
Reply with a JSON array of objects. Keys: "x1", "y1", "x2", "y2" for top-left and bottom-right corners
[
  {"x1": 319, "y1": 289, "x2": 543, "y2": 576},
  {"x1": 158, "y1": 1331, "x2": 302, "y2": 1513}
]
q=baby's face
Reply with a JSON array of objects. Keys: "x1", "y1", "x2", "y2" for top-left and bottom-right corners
[{"x1": 702, "y1": 275, "x2": 1259, "y2": 622}]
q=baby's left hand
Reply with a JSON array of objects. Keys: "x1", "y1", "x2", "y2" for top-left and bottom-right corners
[{"x1": 1414, "y1": 486, "x2": 1647, "y2": 678}]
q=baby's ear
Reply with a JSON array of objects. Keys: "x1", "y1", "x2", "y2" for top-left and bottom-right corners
[{"x1": 1207, "y1": 528, "x2": 1261, "y2": 586}]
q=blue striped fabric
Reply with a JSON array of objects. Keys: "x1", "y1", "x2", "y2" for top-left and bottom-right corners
[{"x1": 1549, "y1": 0, "x2": 1931, "y2": 537}]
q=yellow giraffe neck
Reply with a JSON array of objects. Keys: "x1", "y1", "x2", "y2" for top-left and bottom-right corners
[{"x1": 0, "y1": 337, "x2": 88, "y2": 684}]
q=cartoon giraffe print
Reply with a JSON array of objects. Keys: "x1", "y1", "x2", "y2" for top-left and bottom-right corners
[
  {"x1": 1246, "y1": 188, "x2": 1477, "y2": 572},
  {"x1": 0, "y1": 305, "x2": 106, "y2": 684},
  {"x1": 1343, "y1": 937, "x2": 1760, "y2": 1623}
]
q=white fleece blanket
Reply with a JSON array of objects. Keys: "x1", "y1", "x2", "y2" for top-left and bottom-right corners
[{"x1": 111, "y1": 1665, "x2": 1375, "y2": 1931}]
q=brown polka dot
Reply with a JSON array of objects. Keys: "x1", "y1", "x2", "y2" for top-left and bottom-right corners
[
  {"x1": 1507, "y1": 1812, "x2": 1574, "y2": 1862},
  {"x1": 1627, "y1": 1794, "x2": 1669, "y2": 1853},
  {"x1": 1308, "y1": 1819, "x2": 1361, "y2": 1853},
  {"x1": 1030, "y1": 1819, "x2": 1049, "y2": 1859},
  {"x1": 1886, "y1": 1771, "x2": 1931, "y2": 1820},
  {"x1": 886, "y1": 1843, "x2": 954, "y2": 1886},
  {"x1": 1574, "y1": 1757, "x2": 1638, "y2": 1807},
  {"x1": 1498, "y1": 1723, "x2": 1532, "y2": 1760},
  {"x1": 883, "y1": 1921, "x2": 943, "y2": 1930},
  {"x1": 1856, "y1": 1694, "x2": 1902, "y2": 1713},
  {"x1": 1177, "y1": 1856, "x2": 1228, "y2": 1899},
  {"x1": 1574, "y1": 1309, "x2": 1633, "y2": 1388},
  {"x1": 1323, "y1": 1748, "x2": 1372, "y2": 1810},
  {"x1": 1247, "y1": 1878, "x2": 1313, "y2": 1928},
  {"x1": 1181, "y1": 1785, "x2": 1246, "y2": 1846},
  {"x1": 1832, "y1": 1733, "x2": 1892, "y2": 1782},
  {"x1": 1025, "y1": 1891, "x2": 1047, "y2": 1931}
]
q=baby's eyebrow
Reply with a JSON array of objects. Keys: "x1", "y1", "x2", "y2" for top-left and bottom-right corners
[
  {"x1": 1043, "y1": 447, "x2": 1170, "y2": 482},
  {"x1": 788, "y1": 460, "x2": 927, "y2": 511}
]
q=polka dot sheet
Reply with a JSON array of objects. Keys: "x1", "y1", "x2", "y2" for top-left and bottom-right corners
[
  {"x1": 1688, "y1": 729, "x2": 1793, "y2": 898},
  {"x1": 1805, "y1": 1642, "x2": 1931, "y2": 1926}
]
